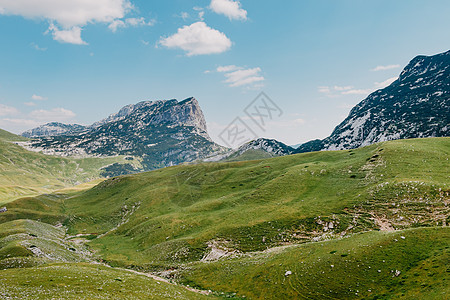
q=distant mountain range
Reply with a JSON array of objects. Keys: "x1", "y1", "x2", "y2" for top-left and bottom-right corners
[
  {"x1": 19, "y1": 50, "x2": 449, "y2": 167},
  {"x1": 226, "y1": 50, "x2": 449, "y2": 158},
  {"x1": 20, "y1": 97, "x2": 227, "y2": 171}
]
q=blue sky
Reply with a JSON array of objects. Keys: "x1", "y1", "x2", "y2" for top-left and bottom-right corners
[{"x1": 0, "y1": 0, "x2": 449, "y2": 146}]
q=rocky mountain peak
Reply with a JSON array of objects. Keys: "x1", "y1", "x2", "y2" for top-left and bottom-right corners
[
  {"x1": 398, "y1": 50, "x2": 449, "y2": 83},
  {"x1": 19, "y1": 97, "x2": 225, "y2": 171},
  {"x1": 237, "y1": 138, "x2": 295, "y2": 156},
  {"x1": 91, "y1": 97, "x2": 207, "y2": 132},
  {"x1": 297, "y1": 49, "x2": 449, "y2": 152}
]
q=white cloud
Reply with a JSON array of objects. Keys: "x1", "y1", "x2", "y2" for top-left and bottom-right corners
[
  {"x1": 208, "y1": 65, "x2": 265, "y2": 88},
  {"x1": 31, "y1": 43, "x2": 47, "y2": 51},
  {"x1": 0, "y1": 104, "x2": 19, "y2": 116},
  {"x1": 210, "y1": 0, "x2": 247, "y2": 20},
  {"x1": 159, "y1": 22, "x2": 232, "y2": 56},
  {"x1": 48, "y1": 24, "x2": 87, "y2": 45},
  {"x1": 29, "y1": 108, "x2": 76, "y2": 122},
  {"x1": 0, "y1": 0, "x2": 135, "y2": 44},
  {"x1": 0, "y1": 118, "x2": 41, "y2": 129},
  {"x1": 319, "y1": 77, "x2": 397, "y2": 98},
  {"x1": 319, "y1": 85, "x2": 360, "y2": 95},
  {"x1": 180, "y1": 12, "x2": 189, "y2": 20},
  {"x1": 217, "y1": 65, "x2": 241, "y2": 72},
  {"x1": 374, "y1": 77, "x2": 398, "y2": 89},
  {"x1": 31, "y1": 94, "x2": 47, "y2": 101},
  {"x1": 224, "y1": 68, "x2": 264, "y2": 87},
  {"x1": 108, "y1": 17, "x2": 155, "y2": 33},
  {"x1": 0, "y1": 106, "x2": 77, "y2": 133},
  {"x1": 0, "y1": 0, "x2": 132, "y2": 28},
  {"x1": 108, "y1": 19, "x2": 125, "y2": 32},
  {"x1": 198, "y1": 11, "x2": 205, "y2": 21},
  {"x1": 333, "y1": 85, "x2": 353, "y2": 91},
  {"x1": 371, "y1": 64, "x2": 400, "y2": 72},
  {"x1": 318, "y1": 86, "x2": 331, "y2": 94},
  {"x1": 341, "y1": 89, "x2": 372, "y2": 95}
]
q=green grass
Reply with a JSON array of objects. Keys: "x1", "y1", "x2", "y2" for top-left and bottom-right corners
[
  {"x1": 0, "y1": 219, "x2": 90, "y2": 269},
  {"x1": 0, "y1": 263, "x2": 213, "y2": 299},
  {"x1": 0, "y1": 128, "x2": 29, "y2": 142},
  {"x1": 223, "y1": 149, "x2": 275, "y2": 162},
  {"x1": 0, "y1": 129, "x2": 142, "y2": 204},
  {"x1": 179, "y1": 227, "x2": 449, "y2": 299},
  {"x1": 3, "y1": 138, "x2": 447, "y2": 267},
  {"x1": 0, "y1": 137, "x2": 448, "y2": 299},
  {"x1": 67, "y1": 138, "x2": 447, "y2": 268}
]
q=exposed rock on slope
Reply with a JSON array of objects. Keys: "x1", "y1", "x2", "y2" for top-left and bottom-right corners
[
  {"x1": 212, "y1": 138, "x2": 295, "y2": 162},
  {"x1": 235, "y1": 138, "x2": 294, "y2": 156},
  {"x1": 21, "y1": 97, "x2": 227, "y2": 170},
  {"x1": 297, "y1": 50, "x2": 450, "y2": 152},
  {"x1": 22, "y1": 122, "x2": 87, "y2": 138}
]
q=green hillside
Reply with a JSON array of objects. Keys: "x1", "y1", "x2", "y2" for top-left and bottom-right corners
[
  {"x1": 0, "y1": 137, "x2": 448, "y2": 299},
  {"x1": 0, "y1": 129, "x2": 142, "y2": 204},
  {"x1": 180, "y1": 227, "x2": 449, "y2": 299},
  {"x1": 0, "y1": 263, "x2": 211, "y2": 299},
  {"x1": 0, "y1": 128, "x2": 29, "y2": 142},
  {"x1": 222, "y1": 149, "x2": 275, "y2": 162}
]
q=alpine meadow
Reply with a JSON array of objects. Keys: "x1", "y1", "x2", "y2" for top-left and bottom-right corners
[{"x1": 0, "y1": 1, "x2": 449, "y2": 299}]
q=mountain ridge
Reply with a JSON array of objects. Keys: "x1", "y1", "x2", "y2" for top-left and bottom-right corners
[
  {"x1": 19, "y1": 97, "x2": 227, "y2": 170},
  {"x1": 297, "y1": 49, "x2": 450, "y2": 152}
]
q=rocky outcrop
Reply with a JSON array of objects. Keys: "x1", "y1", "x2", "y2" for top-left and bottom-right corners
[
  {"x1": 22, "y1": 122, "x2": 87, "y2": 138},
  {"x1": 297, "y1": 50, "x2": 450, "y2": 152},
  {"x1": 236, "y1": 138, "x2": 295, "y2": 156}
]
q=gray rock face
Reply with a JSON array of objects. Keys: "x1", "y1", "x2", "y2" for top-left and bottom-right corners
[
  {"x1": 22, "y1": 122, "x2": 87, "y2": 138},
  {"x1": 236, "y1": 138, "x2": 294, "y2": 156},
  {"x1": 297, "y1": 50, "x2": 450, "y2": 152},
  {"x1": 20, "y1": 97, "x2": 227, "y2": 170},
  {"x1": 91, "y1": 98, "x2": 208, "y2": 133}
]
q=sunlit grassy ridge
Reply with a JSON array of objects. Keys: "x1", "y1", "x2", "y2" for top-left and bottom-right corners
[
  {"x1": 0, "y1": 129, "x2": 28, "y2": 142},
  {"x1": 0, "y1": 263, "x2": 211, "y2": 299},
  {"x1": 0, "y1": 137, "x2": 448, "y2": 299},
  {"x1": 0, "y1": 129, "x2": 141, "y2": 204}
]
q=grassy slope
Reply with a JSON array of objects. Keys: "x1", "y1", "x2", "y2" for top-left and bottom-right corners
[
  {"x1": 0, "y1": 263, "x2": 211, "y2": 299},
  {"x1": 0, "y1": 128, "x2": 28, "y2": 142},
  {"x1": 222, "y1": 149, "x2": 275, "y2": 162},
  {"x1": 2, "y1": 138, "x2": 446, "y2": 263},
  {"x1": 0, "y1": 129, "x2": 139, "y2": 204},
  {"x1": 0, "y1": 137, "x2": 448, "y2": 299},
  {"x1": 52, "y1": 138, "x2": 448, "y2": 268},
  {"x1": 0, "y1": 219, "x2": 89, "y2": 269},
  {"x1": 180, "y1": 227, "x2": 449, "y2": 299}
]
